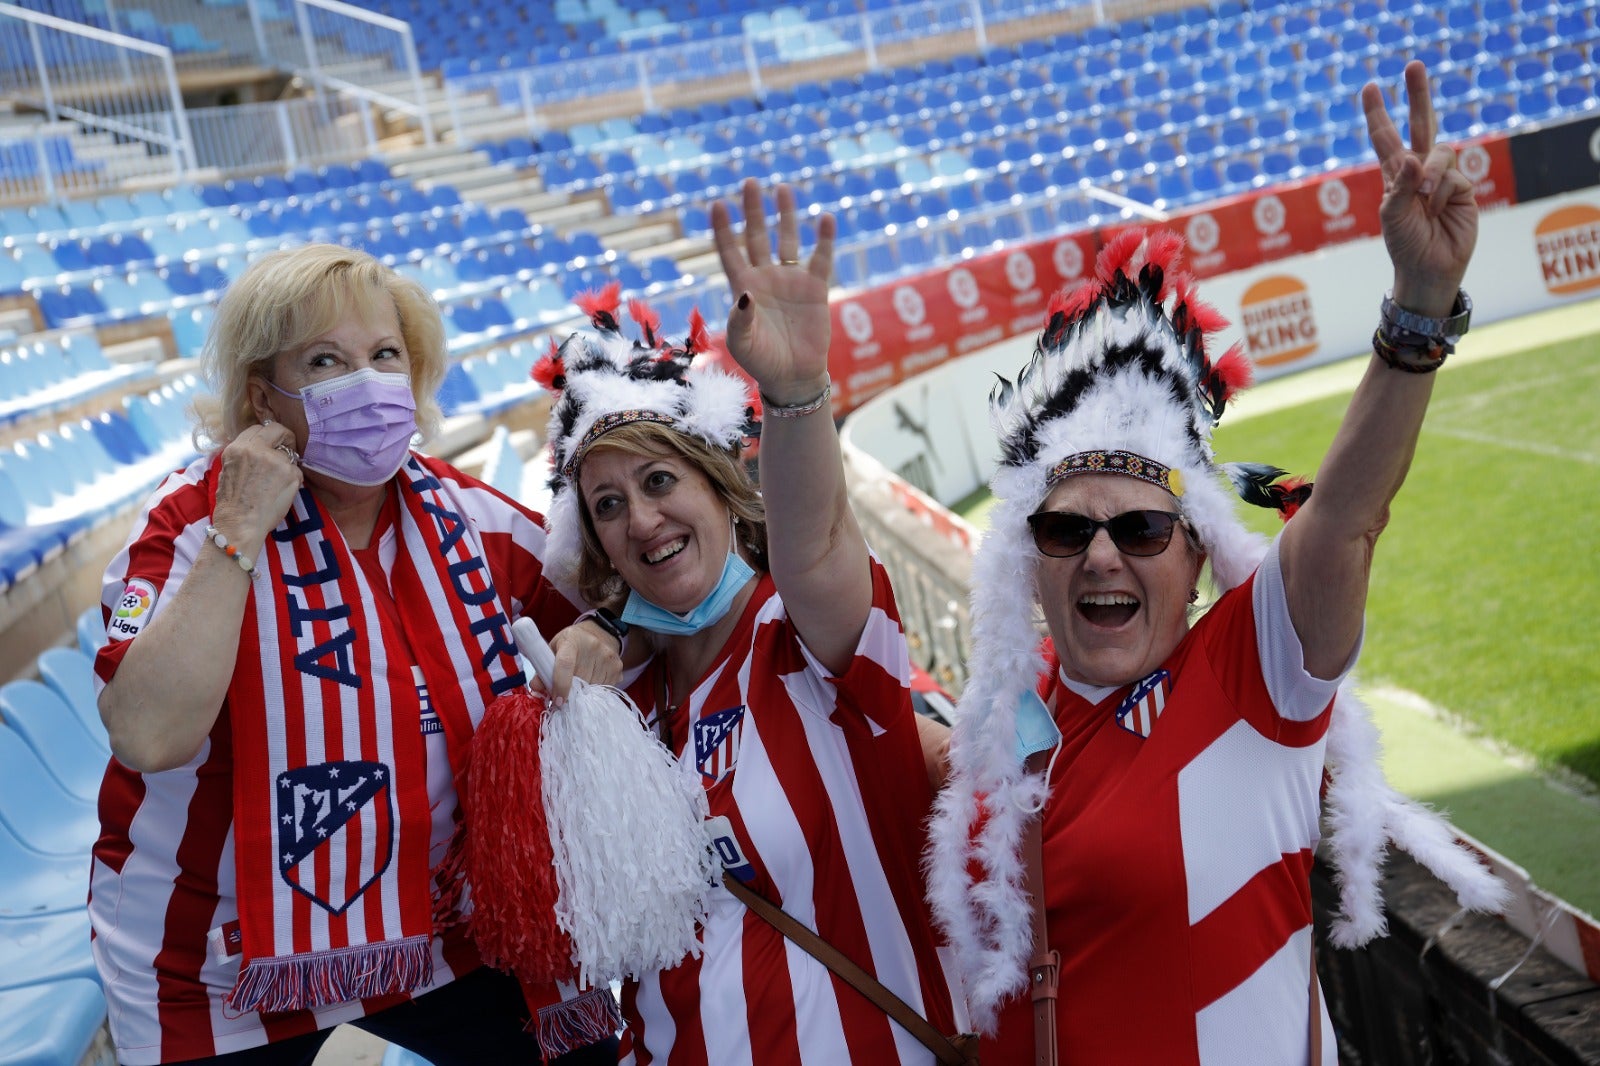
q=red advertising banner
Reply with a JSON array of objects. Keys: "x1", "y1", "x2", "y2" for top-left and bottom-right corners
[{"x1": 823, "y1": 133, "x2": 1518, "y2": 417}]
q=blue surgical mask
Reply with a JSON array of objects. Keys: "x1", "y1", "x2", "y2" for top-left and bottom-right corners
[{"x1": 620, "y1": 550, "x2": 756, "y2": 635}]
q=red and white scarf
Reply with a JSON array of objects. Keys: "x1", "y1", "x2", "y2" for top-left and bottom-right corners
[{"x1": 225, "y1": 457, "x2": 524, "y2": 1013}]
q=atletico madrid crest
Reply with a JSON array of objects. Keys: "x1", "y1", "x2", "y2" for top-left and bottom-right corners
[
  {"x1": 694, "y1": 705, "x2": 746, "y2": 785},
  {"x1": 1115, "y1": 669, "x2": 1171, "y2": 739},
  {"x1": 276, "y1": 760, "x2": 394, "y2": 914}
]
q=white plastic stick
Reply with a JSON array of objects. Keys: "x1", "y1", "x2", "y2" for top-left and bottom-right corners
[{"x1": 511, "y1": 616, "x2": 557, "y2": 689}]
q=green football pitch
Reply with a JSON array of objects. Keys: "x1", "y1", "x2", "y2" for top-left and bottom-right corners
[{"x1": 951, "y1": 300, "x2": 1600, "y2": 915}]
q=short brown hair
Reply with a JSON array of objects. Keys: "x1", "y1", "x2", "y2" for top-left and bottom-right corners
[
  {"x1": 571, "y1": 421, "x2": 768, "y2": 606},
  {"x1": 191, "y1": 243, "x2": 446, "y2": 451}
]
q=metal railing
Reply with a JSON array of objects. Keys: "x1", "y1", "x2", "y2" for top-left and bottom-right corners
[
  {"x1": 10, "y1": 0, "x2": 269, "y2": 70},
  {"x1": 0, "y1": 2, "x2": 195, "y2": 200},
  {"x1": 436, "y1": 0, "x2": 1123, "y2": 139},
  {"x1": 182, "y1": 93, "x2": 376, "y2": 174},
  {"x1": 271, "y1": 0, "x2": 434, "y2": 146}
]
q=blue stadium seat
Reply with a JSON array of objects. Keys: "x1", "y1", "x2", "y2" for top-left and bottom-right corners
[{"x1": 0, "y1": 725, "x2": 97, "y2": 855}]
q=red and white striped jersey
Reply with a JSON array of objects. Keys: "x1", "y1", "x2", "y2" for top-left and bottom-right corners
[
  {"x1": 619, "y1": 561, "x2": 961, "y2": 1066},
  {"x1": 89, "y1": 453, "x2": 579, "y2": 1065},
  {"x1": 985, "y1": 541, "x2": 1344, "y2": 1065}
]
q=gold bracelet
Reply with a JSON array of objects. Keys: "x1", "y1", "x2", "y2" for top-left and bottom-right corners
[{"x1": 760, "y1": 382, "x2": 831, "y2": 419}]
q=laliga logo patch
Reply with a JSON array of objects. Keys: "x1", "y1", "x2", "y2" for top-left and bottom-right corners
[
  {"x1": 1253, "y1": 194, "x2": 1287, "y2": 236},
  {"x1": 1005, "y1": 250, "x2": 1036, "y2": 291},
  {"x1": 108, "y1": 578, "x2": 157, "y2": 641},
  {"x1": 948, "y1": 267, "x2": 981, "y2": 309},
  {"x1": 841, "y1": 302, "x2": 875, "y2": 344},
  {"x1": 1318, "y1": 178, "x2": 1350, "y2": 218},
  {"x1": 1459, "y1": 145, "x2": 1491, "y2": 184},
  {"x1": 893, "y1": 285, "x2": 926, "y2": 327},
  {"x1": 1052, "y1": 239, "x2": 1085, "y2": 281},
  {"x1": 1187, "y1": 213, "x2": 1220, "y2": 254}
]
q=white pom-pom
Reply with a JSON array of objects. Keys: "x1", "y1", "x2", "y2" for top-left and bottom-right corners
[{"x1": 540, "y1": 678, "x2": 716, "y2": 986}]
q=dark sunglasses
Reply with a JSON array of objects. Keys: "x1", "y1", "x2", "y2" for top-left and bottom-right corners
[{"x1": 1026, "y1": 509, "x2": 1186, "y2": 559}]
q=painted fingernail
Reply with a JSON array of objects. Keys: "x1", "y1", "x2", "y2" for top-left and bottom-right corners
[{"x1": 737, "y1": 292, "x2": 750, "y2": 310}]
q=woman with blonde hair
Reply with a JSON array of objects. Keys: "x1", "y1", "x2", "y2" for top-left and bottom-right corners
[{"x1": 92, "y1": 243, "x2": 621, "y2": 1065}]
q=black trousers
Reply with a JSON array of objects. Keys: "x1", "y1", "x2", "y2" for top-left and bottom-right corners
[{"x1": 163, "y1": 967, "x2": 619, "y2": 1066}]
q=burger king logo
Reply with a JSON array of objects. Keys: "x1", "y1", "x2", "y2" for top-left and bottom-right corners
[
  {"x1": 1240, "y1": 275, "x2": 1319, "y2": 367},
  {"x1": 841, "y1": 302, "x2": 875, "y2": 344},
  {"x1": 893, "y1": 285, "x2": 926, "y2": 327},
  {"x1": 1535, "y1": 203, "x2": 1600, "y2": 296},
  {"x1": 1052, "y1": 239, "x2": 1085, "y2": 281}
]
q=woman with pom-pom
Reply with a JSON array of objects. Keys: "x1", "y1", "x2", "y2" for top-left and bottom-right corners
[
  {"x1": 926, "y1": 62, "x2": 1506, "y2": 1064},
  {"x1": 528, "y1": 177, "x2": 964, "y2": 1064}
]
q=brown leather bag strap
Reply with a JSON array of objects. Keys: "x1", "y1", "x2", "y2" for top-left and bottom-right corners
[
  {"x1": 721, "y1": 873, "x2": 974, "y2": 1065},
  {"x1": 1310, "y1": 947, "x2": 1324, "y2": 1064},
  {"x1": 1023, "y1": 750, "x2": 1060, "y2": 1066}
]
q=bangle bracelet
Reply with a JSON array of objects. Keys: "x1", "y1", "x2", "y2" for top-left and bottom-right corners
[
  {"x1": 760, "y1": 382, "x2": 831, "y2": 419},
  {"x1": 1371, "y1": 328, "x2": 1447, "y2": 374},
  {"x1": 206, "y1": 524, "x2": 260, "y2": 580}
]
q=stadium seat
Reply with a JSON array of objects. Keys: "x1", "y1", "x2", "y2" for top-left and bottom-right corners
[
  {"x1": 0, "y1": 979, "x2": 105, "y2": 1065},
  {"x1": 0, "y1": 725, "x2": 97, "y2": 855}
]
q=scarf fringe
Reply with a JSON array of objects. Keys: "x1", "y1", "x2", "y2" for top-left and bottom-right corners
[
  {"x1": 533, "y1": 986, "x2": 624, "y2": 1058},
  {"x1": 226, "y1": 936, "x2": 434, "y2": 1014}
]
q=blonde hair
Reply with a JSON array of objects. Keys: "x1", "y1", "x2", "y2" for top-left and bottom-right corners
[
  {"x1": 191, "y1": 243, "x2": 446, "y2": 451},
  {"x1": 571, "y1": 421, "x2": 768, "y2": 607}
]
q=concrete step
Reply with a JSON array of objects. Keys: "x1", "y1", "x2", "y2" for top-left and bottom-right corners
[
  {"x1": 422, "y1": 161, "x2": 523, "y2": 194},
  {"x1": 455, "y1": 174, "x2": 549, "y2": 206},
  {"x1": 605, "y1": 221, "x2": 681, "y2": 254},
  {"x1": 386, "y1": 149, "x2": 491, "y2": 182}
]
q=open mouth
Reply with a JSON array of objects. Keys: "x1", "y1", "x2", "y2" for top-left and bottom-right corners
[
  {"x1": 643, "y1": 537, "x2": 687, "y2": 565},
  {"x1": 1077, "y1": 591, "x2": 1139, "y2": 628}
]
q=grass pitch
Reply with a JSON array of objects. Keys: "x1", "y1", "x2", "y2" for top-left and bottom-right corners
[{"x1": 1213, "y1": 323, "x2": 1600, "y2": 789}]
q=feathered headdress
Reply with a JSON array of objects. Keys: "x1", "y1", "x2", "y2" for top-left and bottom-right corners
[
  {"x1": 925, "y1": 231, "x2": 1506, "y2": 1032},
  {"x1": 536, "y1": 282, "x2": 758, "y2": 585}
]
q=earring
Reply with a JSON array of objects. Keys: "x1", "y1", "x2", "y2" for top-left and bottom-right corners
[{"x1": 1187, "y1": 588, "x2": 1199, "y2": 604}]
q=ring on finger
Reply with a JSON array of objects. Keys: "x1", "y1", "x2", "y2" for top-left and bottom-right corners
[
  {"x1": 779, "y1": 257, "x2": 802, "y2": 266},
  {"x1": 276, "y1": 444, "x2": 299, "y2": 464}
]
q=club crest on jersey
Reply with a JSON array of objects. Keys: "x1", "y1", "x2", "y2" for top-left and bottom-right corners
[
  {"x1": 1115, "y1": 669, "x2": 1171, "y2": 739},
  {"x1": 276, "y1": 760, "x2": 394, "y2": 914},
  {"x1": 694, "y1": 705, "x2": 746, "y2": 785},
  {"x1": 108, "y1": 578, "x2": 158, "y2": 641}
]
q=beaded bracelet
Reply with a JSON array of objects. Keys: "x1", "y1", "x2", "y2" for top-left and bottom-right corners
[
  {"x1": 760, "y1": 382, "x2": 832, "y2": 419},
  {"x1": 206, "y1": 524, "x2": 260, "y2": 580}
]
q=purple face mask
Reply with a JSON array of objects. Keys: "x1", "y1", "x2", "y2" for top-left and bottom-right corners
[{"x1": 271, "y1": 367, "x2": 417, "y2": 486}]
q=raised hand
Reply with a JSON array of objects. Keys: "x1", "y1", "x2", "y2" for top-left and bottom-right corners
[
  {"x1": 1362, "y1": 60, "x2": 1478, "y2": 317},
  {"x1": 709, "y1": 179, "x2": 837, "y2": 405}
]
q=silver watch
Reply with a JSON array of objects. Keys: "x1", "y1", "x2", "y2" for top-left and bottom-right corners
[{"x1": 1381, "y1": 289, "x2": 1472, "y2": 344}]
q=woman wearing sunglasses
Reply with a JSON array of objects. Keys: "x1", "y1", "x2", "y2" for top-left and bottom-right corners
[{"x1": 926, "y1": 62, "x2": 1506, "y2": 1064}]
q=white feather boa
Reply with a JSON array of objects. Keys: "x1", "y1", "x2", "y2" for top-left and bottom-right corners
[{"x1": 926, "y1": 458, "x2": 1509, "y2": 1031}]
